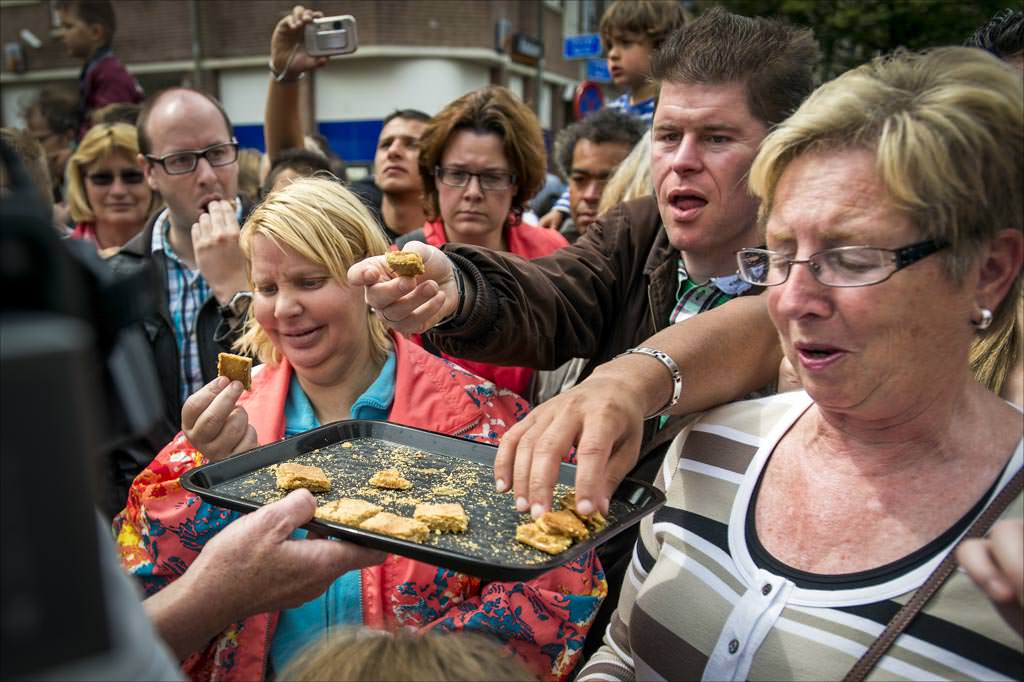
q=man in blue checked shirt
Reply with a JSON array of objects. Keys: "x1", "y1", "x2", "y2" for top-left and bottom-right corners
[{"x1": 105, "y1": 88, "x2": 254, "y2": 517}]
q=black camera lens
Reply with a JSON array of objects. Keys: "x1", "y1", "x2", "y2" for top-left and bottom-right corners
[{"x1": 333, "y1": 20, "x2": 342, "y2": 30}]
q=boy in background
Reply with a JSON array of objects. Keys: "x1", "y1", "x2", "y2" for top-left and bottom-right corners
[
  {"x1": 57, "y1": 0, "x2": 144, "y2": 134},
  {"x1": 539, "y1": 0, "x2": 687, "y2": 228}
]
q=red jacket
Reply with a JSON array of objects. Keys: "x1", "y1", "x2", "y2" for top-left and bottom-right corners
[
  {"x1": 411, "y1": 217, "x2": 569, "y2": 395},
  {"x1": 114, "y1": 334, "x2": 604, "y2": 681}
]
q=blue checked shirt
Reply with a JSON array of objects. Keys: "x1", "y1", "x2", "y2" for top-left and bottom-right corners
[
  {"x1": 669, "y1": 257, "x2": 752, "y2": 324},
  {"x1": 150, "y1": 201, "x2": 242, "y2": 403}
]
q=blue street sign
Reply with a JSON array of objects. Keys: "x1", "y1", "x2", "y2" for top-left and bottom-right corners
[
  {"x1": 586, "y1": 58, "x2": 611, "y2": 82},
  {"x1": 563, "y1": 33, "x2": 602, "y2": 60}
]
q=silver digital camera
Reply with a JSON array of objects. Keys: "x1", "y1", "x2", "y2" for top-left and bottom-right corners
[{"x1": 304, "y1": 15, "x2": 358, "y2": 57}]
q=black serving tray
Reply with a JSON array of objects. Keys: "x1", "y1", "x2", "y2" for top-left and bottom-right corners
[{"x1": 180, "y1": 419, "x2": 664, "y2": 581}]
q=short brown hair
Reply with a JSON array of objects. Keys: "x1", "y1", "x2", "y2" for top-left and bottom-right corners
[
  {"x1": 651, "y1": 7, "x2": 820, "y2": 128},
  {"x1": 279, "y1": 628, "x2": 537, "y2": 681},
  {"x1": 417, "y1": 86, "x2": 545, "y2": 220},
  {"x1": 22, "y1": 88, "x2": 79, "y2": 137},
  {"x1": 599, "y1": 0, "x2": 689, "y2": 51},
  {"x1": 0, "y1": 127, "x2": 52, "y2": 211},
  {"x1": 90, "y1": 102, "x2": 141, "y2": 127},
  {"x1": 57, "y1": 1, "x2": 116, "y2": 45}
]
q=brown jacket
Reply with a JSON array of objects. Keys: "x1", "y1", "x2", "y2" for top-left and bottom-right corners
[{"x1": 432, "y1": 195, "x2": 697, "y2": 464}]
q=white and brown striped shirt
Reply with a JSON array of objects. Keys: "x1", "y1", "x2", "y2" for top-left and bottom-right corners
[{"x1": 579, "y1": 391, "x2": 1023, "y2": 681}]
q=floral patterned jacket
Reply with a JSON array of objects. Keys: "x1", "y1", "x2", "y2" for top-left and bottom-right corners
[{"x1": 113, "y1": 333, "x2": 605, "y2": 681}]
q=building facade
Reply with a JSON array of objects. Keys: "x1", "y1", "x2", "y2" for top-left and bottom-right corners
[{"x1": 1, "y1": 0, "x2": 616, "y2": 171}]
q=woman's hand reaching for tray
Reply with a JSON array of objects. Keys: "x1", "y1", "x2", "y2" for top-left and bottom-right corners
[
  {"x1": 494, "y1": 366, "x2": 649, "y2": 520},
  {"x1": 182, "y1": 376, "x2": 259, "y2": 462}
]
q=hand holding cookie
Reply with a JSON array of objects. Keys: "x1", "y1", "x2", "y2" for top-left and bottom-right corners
[
  {"x1": 182, "y1": 375, "x2": 259, "y2": 463},
  {"x1": 347, "y1": 242, "x2": 465, "y2": 334}
]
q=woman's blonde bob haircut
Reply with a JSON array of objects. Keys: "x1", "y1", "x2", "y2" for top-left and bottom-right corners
[
  {"x1": 750, "y1": 46, "x2": 1022, "y2": 336},
  {"x1": 234, "y1": 176, "x2": 391, "y2": 366},
  {"x1": 751, "y1": 47, "x2": 1022, "y2": 276},
  {"x1": 66, "y1": 122, "x2": 149, "y2": 223}
]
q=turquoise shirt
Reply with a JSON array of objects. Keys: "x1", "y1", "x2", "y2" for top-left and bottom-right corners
[{"x1": 269, "y1": 351, "x2": 396, "y2": 672}]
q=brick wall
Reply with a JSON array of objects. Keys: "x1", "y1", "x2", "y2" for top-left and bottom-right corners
[{"x1": 1, "y1": 0, "x2": 576, "y2": 77}]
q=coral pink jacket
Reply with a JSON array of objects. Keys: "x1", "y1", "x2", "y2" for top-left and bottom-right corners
[{"x1": 114, "y1": 334, "x2": 604, "y2": 681}]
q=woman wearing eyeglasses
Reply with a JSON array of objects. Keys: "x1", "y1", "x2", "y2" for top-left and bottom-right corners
[
  {"x1": 578, "y1": 48, "x2": 1023, "y2": 682},
  {"x1": 393, "y1": 86, "x2": 569, "y2": 396},
  {"x1": 66, "y1": 122, "x2": 155, "y2": 255}
]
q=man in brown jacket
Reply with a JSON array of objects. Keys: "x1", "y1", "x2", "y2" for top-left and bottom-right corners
[
  {"x1": 349, "y1": 10, "x2": 818, "y2": 652},
  {"x1": 352, "y1": 8, "x2": 817, "y2": 484}
]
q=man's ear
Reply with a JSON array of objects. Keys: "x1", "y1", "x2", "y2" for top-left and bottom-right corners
[
  {"x1": 140, "y1": 153, "x2": 159, "y2": 193},
  {"x1": 976, "y1": 228, "x2": 1024, "y2": 312}
]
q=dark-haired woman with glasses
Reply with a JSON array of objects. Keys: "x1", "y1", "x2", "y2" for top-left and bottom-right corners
[
  {"x1": 395, "y1": 86, "x2": 569, "y2": 395},
  {"x1": 66, "y1": 122, "x2": 155, "y2": 256}
]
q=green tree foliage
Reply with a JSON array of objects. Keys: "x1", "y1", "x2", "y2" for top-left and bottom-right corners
[{"x1": 705, "y1": 0, "x2": 1015, "y2": 79}]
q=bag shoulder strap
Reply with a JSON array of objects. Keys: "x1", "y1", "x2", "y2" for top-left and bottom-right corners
[{"x1": 844, "y1": 466, "x2": 1023, "y2": 682}]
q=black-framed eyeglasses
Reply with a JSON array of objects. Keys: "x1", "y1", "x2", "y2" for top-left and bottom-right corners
[
  {"x1": 85, "y1": 169, "x2": 145, "y2": 186},
  {"x1": 736, "y1": 239, "x2": 949, "y2": 288},
  {"x1": 435, "y1": 166, "x2": 516, "y2": 191},
  {"x1": 145, "y1": 138, "x2": 239, "y2": 175}
]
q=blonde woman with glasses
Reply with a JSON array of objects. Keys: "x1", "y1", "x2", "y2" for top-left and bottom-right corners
[{"x1": 580, "y1": 47, "x2": 1022, "y2": 682}]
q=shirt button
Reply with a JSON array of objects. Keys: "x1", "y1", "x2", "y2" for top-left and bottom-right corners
[
  {"x1": 728, "y1": 638, "x2": 739, "y2": 654},
  {"x1": 762, "y1": 583, "x2": 772, "y2": 596}
]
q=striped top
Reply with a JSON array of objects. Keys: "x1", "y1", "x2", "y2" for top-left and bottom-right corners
[{"x1": 579, "y1": 391, "x2": 1023, "y2": 682}]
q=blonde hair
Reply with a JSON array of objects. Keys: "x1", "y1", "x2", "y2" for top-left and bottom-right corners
[
  {"x1": 750, "y1": 47, "x2": 1022, "y2": 346},
  {"x1": 66, "y1": 122, "x2": 149, "y2": 223},
  {"x1": 970, "y1": 294, "x2": 1023, "y2": 396},
  {"x1": 598, "y1": 129, "x2": 652, "y2": 215},
  {"x1": 236, "y1": 147, "x2": 264, "y2": 206},
  {"x1": 235, "y1": 177, "x2": 391, "y2": 365},
  {"x1": 279, "y1": 629, "x2": 537, "y2": 682}
]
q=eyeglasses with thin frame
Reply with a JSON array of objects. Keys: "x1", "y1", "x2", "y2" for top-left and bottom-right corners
[
  {"x1": 736, "y1": 238, "x2": 949, "y2": 288},
  {"x1": 145, "y1": 138, "x2": 239, "y2": 175},
  {"x1": 85, "y1": 169, "x2": 146, "y2": 186},
  {"x1": 435, "y1": 166, "x2": 516, "y2": 191}
]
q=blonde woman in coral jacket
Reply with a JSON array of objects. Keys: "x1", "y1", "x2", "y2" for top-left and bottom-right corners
[{"x1": 114, "y1": 178, "x2": 605, "y2": 682}]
